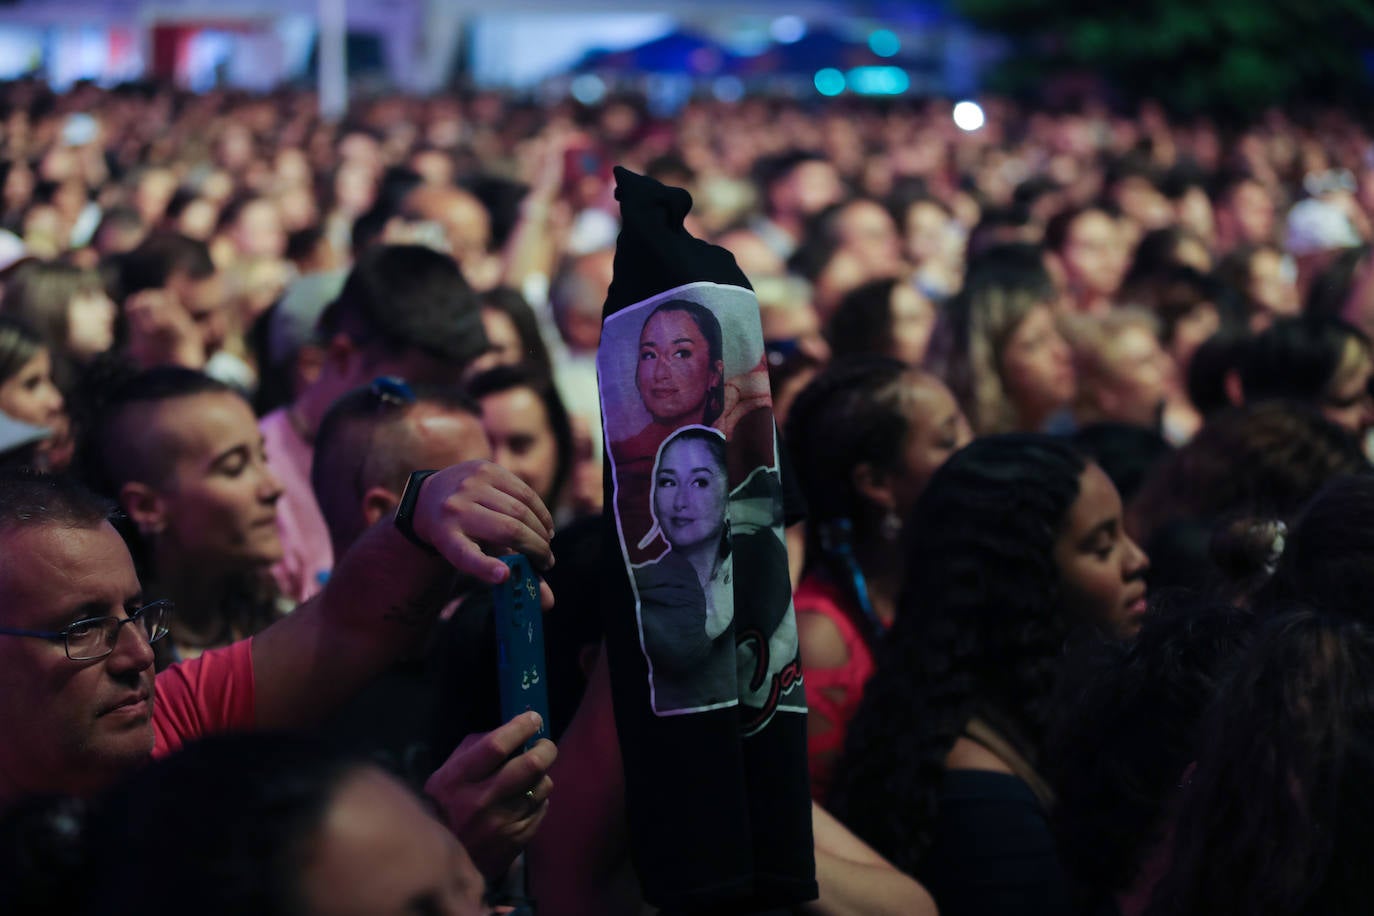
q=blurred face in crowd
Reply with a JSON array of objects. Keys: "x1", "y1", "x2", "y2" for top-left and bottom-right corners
[
  {"x1": 773, "y1": 160, "x2": 843, "y2": 222},
  {"x1": 760, "y1": 299, "x2": 829, "y2": 364},
  {"x1": 716, "y1": 229, "x2": 785, "y2": 281},
  {"x1": 168, "y1": 269, "x2": 230, "y2": 357},
  {"x1": 217, "y1": 125, "x2": 254, "y2": 173},
  {"x1": 133, "y1": 168, "x2": 176, "y2": 224},
  {"x1": 1175, "y1": 186, "x2": 1216, "y2": 248},
  {"x1": 1173, "y1": 234, "x2": 1213, "y2": 274},
  {"x1": 890, "y1": 372, "x2": 973, "y2": 518},
  {"x1": 1248, "y1": 247, "x2": 1299, "y2": 319},
  {"x1": 0, "y1": 520, "x2": 155, "y2": 801},
  {"x1": 1094, "y1": 325, "x2": 1175, "y2": 429},
  {"x1": 403, "y1": 188, "x2": 491, "y2": 277},
  {"x1": 231, "y1": 199, "x2": 286, "y2": 259},
  {"x1": 636, "y1": 308, "x2": 723, "y2": 426},
  {"x1": 1320, "y1": 336, "x2": 1374, "y2": 438},
  {"x1": 468, "y1": 308, "x2": 524, "y2": 375},
  {"x1": 1061, "y1": 209, "x2": 1127, "y2": 304},
  {"x1": 1226, "y1": 179, "x2": 1276, "y2": 246},
  {"x1": 0, "y1": 348, "x2": 64, "y2": 429},
  {"x1": 836, "y1": 200, "x2": 903, "y2": 273},
  {"x1": 479, "y1": 386, "x2": 559, "y2": 505},
  {"x1": 653, "y1": 436, "x2": 729, "y2": 554},
  {"x1": 999, "y1": 305, "x2": 1075, "y2": 429},
  {"x1": 298, "y1": 767, "x2": 489, "y2": 916},
  {"x1": 177, "y1": 198, "x2": 220, "y2": 241},
  {"x1": 66, "y1": 288, "x2": 117, "y2": 359},
  {"x1": 904, "y1": 200, "x2": 952, "y2": 267},
  {"x1": 1169, "y1": 302, "x2": 1221, "y2": 372},
  {"x1": 888, "y1": 283, "x2": 937, "y2": 367},
  {"x1": 277, "y1": 186, "x2": 320, "y2": 233},
  {"x1": 1114, "y1": 177, "x2": 1173, "y2": 232},
  {"x1": 139, "y1": 392, "x2": 285, "y2": 574},
  {"x1": 411, "y1": 149, "x2": 455, "y2": 188},
  {"x1": 1053, "y1": 462, "x2": 1150, "y2": 638},
  {"x1": 333, "y1": 161, "x2": 377, "y2": 216}
]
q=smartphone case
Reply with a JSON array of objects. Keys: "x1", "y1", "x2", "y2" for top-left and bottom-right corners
[{"x1": 493, "y1": 554, "x2": 551, "y2": 751}]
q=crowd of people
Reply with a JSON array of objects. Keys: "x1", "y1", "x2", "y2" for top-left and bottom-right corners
[{"x1": 0, "y1": 72, "x2": 1373, "y2": 914}]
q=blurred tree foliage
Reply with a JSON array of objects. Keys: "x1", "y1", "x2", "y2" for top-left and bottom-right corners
[{"x1": 954, "y1": 0, "x2": 1374, "y2": 114}]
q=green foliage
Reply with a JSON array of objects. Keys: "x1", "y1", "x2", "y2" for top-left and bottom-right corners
[{"x1": 954, "y1": 0, "x2": 1374, "y2": 113}]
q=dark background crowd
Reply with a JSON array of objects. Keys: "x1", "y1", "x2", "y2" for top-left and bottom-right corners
[{"x1": 0, "y1": 60, "x2": 1372, "y2": 916}]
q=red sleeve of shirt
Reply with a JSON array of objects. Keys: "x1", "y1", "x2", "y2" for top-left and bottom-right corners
[{"x1": 151, "y1": 637, "x2": 257, "y2": 758}]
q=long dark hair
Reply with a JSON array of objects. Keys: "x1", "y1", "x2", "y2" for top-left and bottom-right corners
[
  {"x1": 1253, "y1": 474, "x2": 1374, "y2": 622},
  {"x1": 1128, "y1": 401, "x2": 1367, "y2": 546},
  {"x1": 0, "y1": 316, "x2": 45, "y2": 386},
  {"x1": 829, "y1": 434, "x2": 1086, "y2": 872},
  {"x1": 479, "y1": 286, "x2": 554, "y2": 378},
  {"x1": 1145, "y1": 611, "x2": 1374, "y2": 916},
  {"x1": 1046, "y1": 599, "x2": 1257, "y2": 904},
  {"x1": 783, "y1": 356, "x2": 916, "y2": 643},
  {"x1": 1240, "y1": 315, "x2": 1370, "y2": 406},
  {"x1": 826, "y1": 277, "x2": 903, "y2": 362},
  {"x1": 639, "y1": 299, "x2": 725, "y2": 426}
]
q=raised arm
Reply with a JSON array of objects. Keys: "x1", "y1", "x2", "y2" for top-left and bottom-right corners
[{"x1": 251, "y1": 460, "x2": 555, "y2": 729}]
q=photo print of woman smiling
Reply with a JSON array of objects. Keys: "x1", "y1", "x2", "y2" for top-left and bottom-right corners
[{"x1": 600, "y1": 282, "x2": 802, "y2": 725}]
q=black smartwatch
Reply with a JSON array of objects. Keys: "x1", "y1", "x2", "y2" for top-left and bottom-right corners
[{"x1": 394, "y1": 469, "x2": 440, "y2": 554}]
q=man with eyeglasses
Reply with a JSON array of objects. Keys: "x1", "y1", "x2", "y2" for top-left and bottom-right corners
[{"x1": 0, "y1": 463, "x2": 554, "y2": 822}]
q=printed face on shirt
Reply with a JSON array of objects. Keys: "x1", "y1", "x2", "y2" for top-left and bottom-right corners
[
  {"x1": 635, "y1": 308, "x2": 723, "y2": 426},
  {"x1": 298, "y1": 767, "x2": 490, "y2": 916},
  {"x1": 0, "y1": 521, "x2": 156, "y2": 800},
  {"x1": 653, "y1": 436, "x2": 729, "y2": 554}
]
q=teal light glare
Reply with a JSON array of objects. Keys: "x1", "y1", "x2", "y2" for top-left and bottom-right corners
[
  {"x1": 846, "y1": 66, "x2": 910, "y2": 96},
  {"x1": 868, "y1": 29, "x2": 900, "y2": 57},
  {"x1": 814, "y1": 68, "x2": 846, "y2": 96}
]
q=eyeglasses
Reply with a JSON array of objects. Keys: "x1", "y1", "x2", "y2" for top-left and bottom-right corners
[{"x1": 0, "y1": 599, "x2": 173, "y2": 661}]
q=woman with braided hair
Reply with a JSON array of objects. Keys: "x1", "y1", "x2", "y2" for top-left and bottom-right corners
[
  {"x1": 784, "y1": 355, "x2": 971, "y2": 800},
  {"x1": 828, "y1": 435, "x2": 1148, "y2": 916}
]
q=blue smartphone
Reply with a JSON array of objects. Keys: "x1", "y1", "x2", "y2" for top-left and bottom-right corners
[{"x1": 493, "y1": 554, "x2": 550, "y2": 752}]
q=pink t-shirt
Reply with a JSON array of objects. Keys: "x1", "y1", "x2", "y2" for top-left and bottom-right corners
[
  {"x1": 152, "y1": 637, "x2": 256, "y2": 757},
  {"x1": 261, "y1": 408, "x2": 333, "y2": 604}
]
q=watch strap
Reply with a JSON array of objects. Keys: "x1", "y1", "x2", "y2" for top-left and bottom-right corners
[{"x1": 394, "y1": 469, "x2": 441, "y2": 554}]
